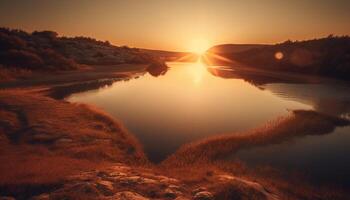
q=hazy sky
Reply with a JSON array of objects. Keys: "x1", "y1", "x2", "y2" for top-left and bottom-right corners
[{"x1": 0, "y1": 0, "x2": 349, "y2": 51}]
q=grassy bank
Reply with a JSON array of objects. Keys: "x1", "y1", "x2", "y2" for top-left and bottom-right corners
[
  {"x1": 1, "y1": 88, "x2": 349, "y2": 199},
  {"x1": 160, "y1": 110, "x2": 350, "y2": 199},
  {"x1": 162, "y1": 110, "x2": 349, "y2": 166},
  {"x1": 0, "y1": 90, "x2": 148, "y2": 197}
]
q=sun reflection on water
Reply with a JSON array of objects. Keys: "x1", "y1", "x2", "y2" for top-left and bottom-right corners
[{"x1": 186, "y1": 60, "x2": 207, "y2": 85}]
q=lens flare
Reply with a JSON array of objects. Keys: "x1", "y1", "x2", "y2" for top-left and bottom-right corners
[{"x1": 275, "y1": 52, "x2": 284, "y2": 60}]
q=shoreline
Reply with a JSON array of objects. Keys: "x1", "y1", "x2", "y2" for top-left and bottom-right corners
[
  {"x1": 1, "y1": 64, "x2": 349, "y2": 199},
  {"x1": 0, "y1": 64, "x2": 148, "y2": 89}
]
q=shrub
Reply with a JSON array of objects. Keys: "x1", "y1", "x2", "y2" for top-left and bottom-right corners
[
  {"x1": 32, "y1": 31, "x2": 58, "y2": 40},
  {"x1": 0, "y1": 32, "x2": 27, "y2": 50},
  {"x1": 0, "y1": 49, "x2": 44, "y2": 69},
  {"x1": 39, "y1": 49, "x2": 77, "y2": 70},
  {"x1": 0, "y1": 27, "x2": 164, "y2": 71}
]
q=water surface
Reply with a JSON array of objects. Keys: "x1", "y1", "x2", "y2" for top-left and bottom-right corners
[
  {"x1": 66, "y1": 61, "x2": 350, "y2": 186},
  {"x1": 67, "y1": 62, "x2": 317, "y2": 161}
]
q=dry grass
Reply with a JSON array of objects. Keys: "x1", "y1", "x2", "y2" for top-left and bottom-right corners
[
  {"x1": 0, "y1": 152, "x2": 101, "y2": 185},
  {"x1": 0, "y1": 90, "x2": 147, "y2": 163},
  {"x1": 0, "y1": 67, "x2": 32, "y2": 81},
  {"x1": 0, "y1": 143, "x2": 110, "y2": 198},
  {"x1": 158, "y1": 159, "x2": 349, "y2": 200},
  {"x1": 159, "y1": 110, "x2": 350, "y2": 200},
  {"x1": 162, "y1": 110, "x2": 349, "y2": 167},
  {"x1": 217, "y1": 161, "x2": 350, "y2": 200},
  {"x1": 1, "y1": 89, "x2": 349, "y2": 199},
  {"x1": 0, "y1": 90, "x2": 148, "y2": 198}
]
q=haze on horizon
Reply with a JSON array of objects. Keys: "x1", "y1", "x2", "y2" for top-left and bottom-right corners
[{"x1": 0, "y1": 0, "x2": 349, "y2": 52}]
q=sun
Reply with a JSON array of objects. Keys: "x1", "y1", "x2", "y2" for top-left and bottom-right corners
[{"x1": 189, "y1": 39, "x2": 211, "y2": 55}]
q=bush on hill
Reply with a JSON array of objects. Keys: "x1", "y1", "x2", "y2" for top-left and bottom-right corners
[{"x1": 0, "y1": 27, "x2": 163, "y2": 72}]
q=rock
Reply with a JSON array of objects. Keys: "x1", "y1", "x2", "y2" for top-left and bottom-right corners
[
  {"x1": 70, "y1": 182, "x2": 101, "y2": 196},
  {"x1": 112, "y1": 191, "x2": 149, "y2": 200},
  {"x1": 175, "y1": 197, "x2": 190, "y2": 200},
  {"x1": 141, "y1": 177, "x2": 158, "y2": 184},
  {"x1": 192, "y1": 187, "x2": 207, "y2": 195},
  {"x1": 68, "y1": 172, "x2": 94, "y2": 181},
  {"x1": 120, "y1": 176, "x2": 141, "y2": 186},
  {"x1": 158, "y1": 176, "x2": 179, "y2": 184},
  {"x1": 110, "y1": 171, "x2": 128, "y2": 178},
  {"x1": 30, "y1": 193, "x2": 50, "y2": 200},
  {"x1": 216, "y1": 174, "x2": 235, "y2": 182},
  {"x1": 168, "y1": 184, "x2": 181, "y2": 191},
  {"x1": 97, "y1": 171, "x2": 109, "y2": 178},
  {"x1": 109, "y1": 165, "x2": 130, "y2": 171},
  {"x1": 209, "y1": 174, "x2": 281, "y2": 200},
  {"x1": 96, "y1": 180, "x2": 114, "y2": 195},
  {"x1": 164, "y1": 188, "x2": 178, "y2": 199},
  {"x1": 22, "y1": 163, "x2": 218, "y2": 200},
  {"x1": 193, "y1": 191, "x2": 213, "y2": 200}
]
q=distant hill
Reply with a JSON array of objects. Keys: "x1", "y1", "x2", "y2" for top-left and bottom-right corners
[
  {"x1": 0, "y1": 27, "x2": 165, "y2": 71},
  {"x1": 140, "y1": 49, "x2": 198, "y2": 62},
  {"x1": 207, "y1": 44, "x2": 270, "y2": 54},
  {"x1": 205, "y1": 36, "x2": 350, "y2": 80}
]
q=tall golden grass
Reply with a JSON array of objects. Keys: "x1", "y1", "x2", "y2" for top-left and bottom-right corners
[{"x1": 162, "y1": 110, "x2": 349, "y2": 167}]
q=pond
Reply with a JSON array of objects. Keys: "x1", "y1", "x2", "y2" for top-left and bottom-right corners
[{"x1": 66, "y1": 61, "x2": 350, "y2": 185}]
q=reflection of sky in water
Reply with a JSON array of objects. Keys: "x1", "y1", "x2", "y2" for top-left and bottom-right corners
[
  {"x1": 235, "y1": 126, "x2": 350, "y2": 186},
  {"x1": 207, "y1": 69, "x2": 350, "y2": 186},
  {"x1": 67, "y1": 61, "x2": 350, "y2": 185},
  {"x1": 262, "y1": 83, "x2": 350, "y2": 117},
  {"x1": 67, "y1": 62, "x2": 312, "y2": 162}
]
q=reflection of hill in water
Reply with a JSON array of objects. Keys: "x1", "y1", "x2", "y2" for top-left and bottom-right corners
[
  {"x1": 49, "y1": 72, "x2": 146, "y2": 99},
  {"x1": 207, "y1": 67, "x2": 350, "y2": 117},
  {"x1": 207, "y1": 67, "x2": 300, "y2": 86},
  {"x1": 49, "y1": 63, "x2": 169, "y2": 99},
  {"x1": 146, "y1": 62, "x2": 169, "y2": 77},
  {"x1": 263, "y1": 84, "x2": 350, "y2": 117}
]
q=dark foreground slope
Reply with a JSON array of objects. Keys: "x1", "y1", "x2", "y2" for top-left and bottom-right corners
[
  {"x1": 0, "y1": 90, "x2": 147, "y2": 198},
  {"x1": 205, "y1": 36, "x2": 350, "y2": 80}
]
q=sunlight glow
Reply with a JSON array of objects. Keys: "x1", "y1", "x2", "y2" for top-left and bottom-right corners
[
  {"x1": 187, "y1": 60, "x2": 206, "y2": 85},
  {"x1": 189, "y1": 39, "x2": 211, "y2": 55}
]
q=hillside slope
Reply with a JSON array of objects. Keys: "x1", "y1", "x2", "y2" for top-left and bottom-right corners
[
  {"x1": 205, "y1": 36, "x2": 350, "y2": 80},
  {"x1": 207, "y1": 44, "x2": 270, "y2": 54},
  {"x1": 0, "y1": 28, "x2": 164, "y2": 76}
]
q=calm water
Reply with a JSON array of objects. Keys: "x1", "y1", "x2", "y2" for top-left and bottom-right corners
[
  {"x1": 67, "y1": 62, "x2": 310, "y2": 160},
  {"x1": 67, "y1": 62, "x2": 350, "y2": 185}
]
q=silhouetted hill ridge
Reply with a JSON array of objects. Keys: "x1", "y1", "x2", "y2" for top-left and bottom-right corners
[
  {"x1": 207, "y1": 43, "x2": 271, "y2": 54},
  {"x1": 205, "y1": 36, "x2": 350, "y2": 80},
  {"x1": 0, "y1": 27, "x2": 167, "y2": 71}
]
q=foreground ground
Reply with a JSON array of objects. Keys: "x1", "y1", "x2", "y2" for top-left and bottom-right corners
[{"x1": 0, "y1": 65, "x2": 349, "y2": 200}]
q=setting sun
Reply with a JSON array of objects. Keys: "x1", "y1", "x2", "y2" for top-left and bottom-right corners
[
  {"x1": 1, "y1": 1, "x2": 350, "y2": 199},
  {"x1": 188, "y1": 39, "x2": 211, "y2": 55}
]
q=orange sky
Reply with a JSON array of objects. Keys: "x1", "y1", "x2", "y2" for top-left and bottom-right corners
[{"x1": 0, "y1": 0, "x2": 349, "y2": 52}]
